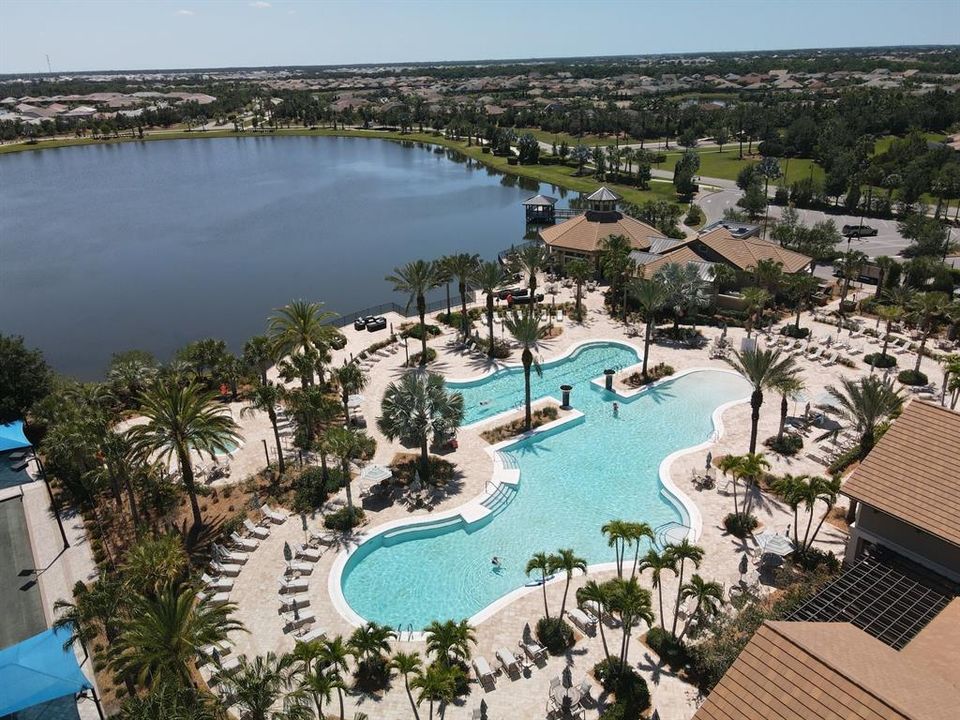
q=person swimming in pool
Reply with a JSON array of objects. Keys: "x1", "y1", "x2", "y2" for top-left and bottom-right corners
[
  {"x1": 491, "y1": 556, "x2": 501, "y2": 566},
  {"x1": 613, "y1": 402, "x2": 620, "y2": 418}
]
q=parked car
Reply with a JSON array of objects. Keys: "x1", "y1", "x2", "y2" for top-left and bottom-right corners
[
  {"x1": 842, "y1": 224, "x2": 878, "y2": 237},
  {"x1": 365, "y1": 316, "x2": 387, "y2": 332}
]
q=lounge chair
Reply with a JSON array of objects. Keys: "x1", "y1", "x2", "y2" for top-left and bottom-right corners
[
  {"x1": 295, "y1": 626, "x2": 326, "y2": 644},
  {"x1": 473, "y1": 656, "x2": 496, "y2": 688},
  {"x1": 214, "y1": 655, "x2": 242, "y2": 676},
  {"x1": 822, "y1": 351, "x2": 838, "y2": 367},
  {"x1": 229, "y1": 532, "x2": 258, "y2": 552},
  {"x1": 577, "y1": 678, "x2": 594, "y2": 701},
  {"x1": 213, "y1": 544, "x2": 247, "y2": 565},
  {"x1": 10, "y1": 459, "x2": 29, "y2": 472},
  {"x1": 199, "y1": 642, "x2": 231, "y2": 663},
  {"x1": 209, "y1": 560, "x2": 240, "y2": 577},
  {"x1": 277, "y1": 593, "x2": 311, "y2": 612},
  {"x1": 519, "y1": 639, "x2": 547, "y2": 665},
  {"x1": 283, "y1": 610, "x2": 315, "y2": 632},
  {"x1": 198, "y1": 590, "x2": 230, "y2": 606},
  {"x1": 202, "y1": 573, "x2": 233, "y2": 592},
  {"x1": 261, "y1": 504, "x2": 287, "y2": 524},
  {"x1": 243, "y1": 519, "x2": 269, "y2": 539},
  {"x1": 807, "y1": 346, "x2": 824, "y2": 362},
  {"x1": 294, "y1": 543, "x2": 321, "y2": 562},
  {"x1": 278, "y1": 576, "x2": 309, "y2": 594},
  {"x1": 496, "y1": 647, "x2": 521, "y2": 678},
  {"x1": 310, "y1": 530, "x2": 338, "y2": 548},
  {"x1": 567, "y1": 607, "x2": 596, "y2": 634},
  {"x1": 285, "y1": 561, "x2": 314, "y2": 576},
  {"x1": 847, "y1": 344, "x2": 863, "y2": 355}
]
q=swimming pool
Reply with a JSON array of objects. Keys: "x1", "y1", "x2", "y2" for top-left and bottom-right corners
[{"x1": 338, "y1": 341, "x2": 750, "y2": 629}]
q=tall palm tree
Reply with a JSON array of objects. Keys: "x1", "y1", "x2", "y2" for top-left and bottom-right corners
[
  {"x1": 906, "y1": 292, "x2": 953, "y2": 374},
  {"x1": 378, "y1": 372, "x2": 464, "y2": 484},
  {"x1": 510, "y1": 243, "x2": 549, "y2": 303},
  {"x1": 286, "y1": 387, "x2": 340, "y2": 480},
  {"x1": 665, "y1": 540, "x2": 705, "y2": 636},
  {"x1": 444, "y1": 252, "x2": 480, "y2": 338},
  {"x1": 771, "y1": 473, "x2": 808, "y2": 548},
  {"x1": 783, "y1": 273, "x2": 820, "y2": 333},
  {"x1": 741, "y1": 286, "x2": 771, "y2": 338},
  {"x1": 606, "y1": 577, "x2": 654, "y2": 668},
  {"x1": 112, "y1": 583, "x2": 244, "y2": 689},
  {"x1": 677, "y1": 574, "x2": 724, "y2": 640},
  {"x1": 566, "y1": 258, "x2": 592, "y2": 320},
  {"x1": 872, "y1": 255, "x2": 897, "y2": 299},
  {"x1": 734, "y1": 451, "x2": 770, "y2": 518},
  {"x1": 827, "y1": 376, "x2": 903, "y2": 459},
  {"x1": 299, "y1": 667, "x2": 340, "y2": 720},
  {"x1": 268, "y1": 300, "x2": 341, "y2": 386},
  {"x1": 656, "y1": 262, "x2": 710, "y2": 335},
  {"x1": 387, "y1": 260, "x2": 440, "y2": 366},
  {"x1": 725, "y1": 348, "x2": 799, "y2": 454},
  {"x1": 411, "y1": 662, "x2": 458, "y2": 720},
  {"x1": 576, "y1": 580, "x2": 612, "y2": 659},
  {"x1": 630, "y1": 278, "x2": 669, "y2": 378},
  {"x1": 318, "y1": 636, "x2": 351, "y2": 719},
  {"x1": 504, "y1": 308, "x2": 543, "y2": 431},
  {"x1": 229, "y1": 652, "x2": 309, "y2": 720},
  {"x1": 471, "y1": 260, "x2": 507, "y2": 357},
  {"x1": 333, "y1": 362, "x2": 367, "y2": 426},
  {"x1": 601, "y1": 519, "x2": 630, "y2": 579},
  {"x1": 717, "y1": 453, "x2": 745, "y2": 516},
  {"x1": 243, "y1": 335, "x2": 275, "y2": 385},
  {"x1": 773, "y1": 375, "x2": 805, "y2": 444},
  {"x1": 551, "y1": 548, "x2": 588, "y2": 618},
  {"x1": 243, "y1": 381, "x2": 287, "y2": 475},
  {"x1": 424, "y1": 619, "x2": 476, "y2": 666},
  {"x1": 873, "y1": 303, "x2": 903, "y2": 368},
  {"x1": 626, "y1": 522, "x2": 655, "y2": 581},
  {"x1": 526, "y1": 551, "x2": 553, "y2": 619},
  {"x1": 127, "y1": 380, "x2": 239, "y2": 529},
  {"x1": 391, "y1": 651, "x2": 424, "y2": 720},
  {"x1": 599, "y1": 234, "x2": 634, "y2": 317},
  {"x1": 805, "y1": 475, "x2": 842, "y2": 551},
  {"x1": 638, "y1": 549, "x2": 676, "y2": 631},
  {"x1": 326, "y1": 426, "x2": 375, "y2": 511}
]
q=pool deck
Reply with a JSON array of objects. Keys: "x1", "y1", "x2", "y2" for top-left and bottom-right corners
[{"x1": 196, "y1": 278, "x2": 931, "y2": 720}]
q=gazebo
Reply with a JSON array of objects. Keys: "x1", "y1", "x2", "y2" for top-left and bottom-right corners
[{"x1": 522, "y1": 193, "x2": 558, "y2": 224}]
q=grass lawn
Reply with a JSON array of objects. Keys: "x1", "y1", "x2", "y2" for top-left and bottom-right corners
[
  {"x1": 873, "y1": 132, "x2": 948, "y2": 155},
  {"x1": 655, "y1": 146, "x2": 825, "y2": 185},
  {"x1": 523, "y1": 128, "x2": 628, "y2": 147}
]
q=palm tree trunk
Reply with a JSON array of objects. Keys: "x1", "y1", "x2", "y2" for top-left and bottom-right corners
[
  {"x1": 486, "y1": 296, "x2": 495, "y2": 358},
  {"x1": 338, "y1": 688, "x2": 345, "y2": 720},
  {"x1": 561, "y1": 576, "x2": 570, "y2": 617},
  {"x1": 459, "y1": 281, "x2": 469, "y2": 339},
  {"x1": 522, "y1": 357, "x2": 533, "y2": 432},
  {"x1": 405, "y1": 678, "x2": 421, "y2": 720},
  {"x1": 642, "y1": 319, "x2": 653, "y2": 378},
  {"x1": 343, "y1": 458, "x2": 354, "y2": 510},
  {"x1": 177, "y1": 445, "x2": 203, "y2": 529},
  {"x1": 672, "y1": 562, "x2": 685, "y2": 636},
  {"x1": 808, "y1": 507, "x2": 832, "y2": 550},
  {"x1": 802, "y1": 505, "x2": 816, "y2": 551},
  {"x1": 269, "y1": 408, "x2": 286, "y2": 475},
  {"x1": 597, "y1": 612, "x2": 611, "y2": 659},
  {"x1": 418, "y1": 295, "x2": 428, "y2": 367},
  {"x1": 541, "y1": 571, "x2": 550, "y2": 619},
  {"x1": 749, "y1": 391, "x2": 762, "y2": 454},
  {"x1": 915, "y1": 331, "x2": 930, "y2": 374},
  {"x1": 778, "y1": 393, "x2": 788, "y2": 442},
  {"x1": 122, "y1": 472, "x2": 140, "y2": 528},
  {"x1": 657, "y1": 584, "x2": 666, "y2": 630}
]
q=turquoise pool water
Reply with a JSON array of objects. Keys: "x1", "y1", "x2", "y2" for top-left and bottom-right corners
[
  {"x1": 340, "y1": 342, "x2": 750, "y2": 629},
  {"x1": 214, "y1": 438, "x2": 239, "y2": 456}
]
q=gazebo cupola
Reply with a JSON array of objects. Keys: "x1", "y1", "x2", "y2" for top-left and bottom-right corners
[{"x1": 585, "y1": 186, "x2": 621, "y2": 219}]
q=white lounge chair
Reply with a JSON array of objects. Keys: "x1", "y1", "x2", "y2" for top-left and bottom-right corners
[
  {"x1": 567, "y1": 607, "x2": 596, "y2": 634},
  {"x1": 310, "y1": 530, "x2": 338, "y2": 548},
  {"x1": 496, "y1": 647, "x2": 520, "y2": 678},
  {"x1": 229, "y1": 532, "x2": 258, "y2": 552},
  {"x1": 295, "y1": 626, "x2": 326, "y2": 644},
  {"x1": 202, "y1": 573, "x2": 233, "y2": 592},
  {"x1": 278, "y1": 576, "x2": 309, "y2": 594},
  {"x1": 214, "y1": 655, "x2": 242, "y2": 676},
  {"x1": 285, "y1": 561, "x2": 314, "y2": 576},
  {"x1": 283, "y1": 610, "x2": 315, "y2": 631},
  {"x1": 473, "y1": 656, "x2": 496, "y2": 688},
  {"x1": 261, "y1": 504, "x2": 287, "y2": 524},
  {"x1": 198, "y1": 590, "x2": 230, "y2": 606},
  {"x1": 209, "y1": 560, "x2": 240, "y2": 577},
  {"x1": 518, "y1": 640, "x2": 547, "y2": 665},
  {"x1": 807, "y1": 346, "x2": 824, "y2": 362},
  {"x1": 294, "y1": 543, "x2": 321, "y2": 562},
  {"x1": 277, "y1": 593, "x2": 310, "y2": 611},
  {"x1": 822, "y1": 351, "x2": 838, "y2": 367},
  {"x1": 243, "y1": 519, "x2": 269, "y2": 539},
  {"x1": 577, "y1": 678, "x2": 594, "y2": 701},
  {"x1": 847, "y1": 344, "x2": 863, "y2": 355},
  {"x1": 213, "y1": 544, "x2": 247, "y2": 565}
]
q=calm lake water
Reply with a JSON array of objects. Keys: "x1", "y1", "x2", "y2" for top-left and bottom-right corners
[{"x1": 0, "y1": 136, "x2": 570, "y2": 378}]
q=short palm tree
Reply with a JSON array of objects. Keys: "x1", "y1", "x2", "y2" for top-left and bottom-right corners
[
  {"x1": 735, "y1": 451, "x2": 770, "y2": 518},
  {"x1": 566, "y1": 258, "x2": 592, "y2": 320},
  {"x1": 391, "y1": 651, "x2": 424, "y2": 720},
  {"x1": 665, "y1": 539, "x2": 705, "y2": 636},
  {"x1": 268, "y1": 300, "x2": 340, "y2": 386},
  {"x1": 54, "y1": 573, "x2": 124, "y2": 648},
  {"x1": 599, "y1": 234, "x2": 634, "y2": 317},
  {"x1": 112, "y1": 583, "x2": 244, "y2": 689},
  {"x1": 626, "y1": 522, "x2": 655, "y2": 580},
  {"x1": 471, "y1": 260, "x2": 507, "y2": 357},
  {"x1": 411, "y1": 662, "x2": 459, "y2": 720},
  {"x1": 906, "y1": 291, "x2": 953, "y2": 374},
  {"x1": 741, "y1": 286, "x2": 771, "y2": 337},
  {"x1": 504, "y1": 308, "x2": 544, "y2": 431},
  {"x1": 325, "y1": 426, "x2": 375, "y2": 511},
  {"x1": 242, "y1": 381, "x2": 287, "y2": 475},
  {"x1": 606, "y1": 577, "x2": 654, "y2": 668},
  {"x1": 601, "y1": 519, "x2": 631, "y2": 579},
  {"x1": 348, "y1": 622, "x2": 396, "y2": 676},
  {"x1": 387, "y1": 260, "x2": 439, "y2": 366},
  {"x1": 873, "y1": 302, "x2": 903, "y2": 369},
  {"x1": 377, "y1": 372, "x2": 464, "y2": 484},
  {"x1": 783, "y1": 273, "x2": 821, "y2": 332},
  {"x1": 827, "y1": 375, "x2": 903, "y2": 459},
  {"x1": 677, "y1": 574, "x2": 724, "y2": 640},
  {"x1": 630, "y1": 278, "x2": 669, "y2": 378},
  {"x1": 243, "y1": 334, "x2": 275, "y2": 385},
  {"x1": 551, "y1": 548, "x2": 588, "y2": 617},
  {"x1": 424, "y1": 619, "x2": 476, "y2": 666},
  {"x1": 333, "y1": 363, "x2": 367, "y2": 427},
  {"x1": 318, "y1": 636, "x2": 351, "y2": 718},
  {"x1": 445, "y1": 252, "x2": 480, "y2": 338},
  {"x1": 773, "y1": 375, "x2": 805, "y2": 444},
  {"x1": 526, "y1": 551, "x2": 554, "y2": 619},
  {"x1": 510, "y1": 242, "x2": 550, "y2": 302},
  {"x1": 122, "y1": 533, "x2": 188, "y2": 597},
  {"x1": 229, "y1": 652, "x2": 308, "y2": 720},
  {"x1": 285, "y1": 387, "x2": 340, "y2": 480},
  {"x1": 299, "y1": 666, "x2": 341, "y2": 720},
  {"x1": 725, "y1": 347, "x2": 799, "y2": 454},
  {"x1": 127, "y1": 380, "x2": 239, "y2": 530},
  {"x1": 576, "y1": 580, "x2": 612, "y2": 659},
  {"x1": 638, "y1": 548, "x2": 677, "y2": 631}
]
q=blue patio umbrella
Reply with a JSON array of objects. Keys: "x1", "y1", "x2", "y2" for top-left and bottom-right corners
[{"x1": 0, "y1": 420, "x2": 31, "y2": 453}]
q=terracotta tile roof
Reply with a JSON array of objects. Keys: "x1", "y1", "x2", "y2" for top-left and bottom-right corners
[
  {"x1": 903, "y1": 598, "x2": 960, "y2": 692},
  {"x1": 842, "y1": 401, "x2": 960, "y2": 548},
  {"x1": 697, "y1": 227, "x2": 812, "y2": 273},
  {"x1": 693, "y1": 621, "x2": 960, "y2": 720},
  {"x1": 635, "y1": 245, "x2": 708, "y2": 277},
  {"x1": 539, "y1": 211, "x2": 665, "y2": 254}
]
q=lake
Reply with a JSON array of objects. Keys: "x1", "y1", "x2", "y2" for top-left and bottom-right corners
[{"x1": 0, "y1": 136, "x2": 570, "y2": 379}]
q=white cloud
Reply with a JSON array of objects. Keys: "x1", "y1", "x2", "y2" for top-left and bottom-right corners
[
  {"x1": 176, "y1": 9, "x2": 195, "y2": 15},
  {"x1": 249, "y1": 1, "x2": 272, "y2": 7}
]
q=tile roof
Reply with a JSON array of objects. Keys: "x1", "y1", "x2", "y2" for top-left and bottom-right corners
[
  {"x1": 521, "y1": 194, "x2": 557, "y2": 206},
  {"x1": 635, "y1": 246, "x2": 712, "y2": 278},
  {"x1": 697, "y1": 227, "x2": 812, "y2": 273},
  {"x1": 902, "y1": 598, "x2": 960, "y2": 693},
  {"x1": 585, "y1": 186, "x2": 621, "y2": 202},
  {"x1": 842, "y1": 401, "x2": 960, "y2": 547},
  {"x1": 540, "y1": 211, "x2": 665, "y2": 254},
  {"x1": 693, "y1": 620, "x2": 960, "y2": 720}
]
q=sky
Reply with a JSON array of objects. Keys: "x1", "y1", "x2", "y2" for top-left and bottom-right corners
[{"x1": 1, "y1": 0, "x2": 958, "y2": 75}]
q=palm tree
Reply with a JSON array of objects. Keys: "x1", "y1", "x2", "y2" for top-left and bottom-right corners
[
  {"x1": 783, "y1": 273, "x2": 820, "y2": 333},
  {"x1": 127, "y1": 380, "x2": 239, "y2": 530},
  {"x1": 725, "y1": 347, "x2": 799, "y2": 454},
  {"x1": 773, "y1": 375, "x2": 805, "y2": 444},
  {"x1": 243, "y1": 335, "x2": 275, "y2": 385},
  {"x1": 566, "y1": 258, "x2": 592, "y2": 321},
  {"x1": 331, "y1": 364, "x2": 366, "y2": 421},
  {"x1": 348, "y1": 622, "x2": 396, "y2": 676},
  {"x1": 318, "y1": 636, "x2": 351, "y2": 718},
  {"x1": 268, "y1": 300, "x2": 340, "y2": 386},
  {"x1": 112, "y1": 583, "x2": 244, "y2": 689},
  {"x1": 378, "y1": 372, "x2": 464, "y2": 484},
  {"x1": 741, "y1": 286, "x2": 771, "y2": 338},
  {"x1": 472, "y1": 260, "x2": 507, "y2": 357},
  {"x1": 54, "y1": 573, "x2": 124, "y2": 647},
  {"x1": 943, "y1": 353, "x2": 960, "y2": 410},
  {"x1": 387, "y1": 260, "x2": 440, "y2": 366},
  {"x1": 599, "y1": 234, "x2": 634, "y2": 317},
  {"x1": 230, "y1": 652, "x2": 308, "y2": 720},
  {"x1": 576, "y1": 580, "x2": 612, "y2": 659},
  {"x1": 504, "y1": 308, "x2": 544, "y2": 431},
  {"x1": 873, "y1": 303, "x2": 903, "y2": 368},
  {"x1": 391, "y1": 652, "x2": 424, "y2": 720},
  {"x1": 630, "y1": 278, "x2": 669, "y2": 378},
  {"x1": 299, "y1": 667, "x2": 340, "y2": 720},
  {"x1": 510, "y1": 243, "x2": 549, "y2": 303},
  {"x1": 551, "y1": 548, "x2": 587, "y2": 617},
  {"x1": 606, "y1": 578, "x2": 654, "y2": 668},
  {"x1": 424, "y1": 619, "x2": 476, "y2": 666},
  {"x1": 872, "y1": 255, "x2": 896, "y2": 299},
  {"x1": 445, "y1": 252, "x2": 480, "y2": 338},
  {"x1": 665, "y1": 540, "x2": 705, "y2": 636},
  {"x1": 243, "y1": 381, "x2": 287, "y2": 475},
  {"x1": 411, "y1": 662, "x2": 458, "y2": 720},
  {"x1": 122, "y1": 533, "x2": 188, "y2": 596},
  {"x1": 626, "y1": 522, "x2": 655, "y2": 580},
  {"x1": 638, "y1": 549, "x2": 676, "y2": 631},
  {"x1": 906, "y1": 292, "x2": 953, "y2": 374},
  {"x1": 526, "y1": 551, "x2": 553, "y2": 619},
  {"x1": 805, "y1": 475, "x2": 842, "y2": 551},
  {"x1": 286, "y1": 387, "x2": 340, "y2": 480},
  {"x1": 601, "y1": 519, "x2": 630, "y2": 579},
  {"x1": 771, "y1": 473, "x2": 808, "y2": 548},
  {"x1": 326, "y1": 426, "x2": 375, "y2": 511},
  {"x1": 677, "y1": 574, "x2": 724, "y2": 640},
  {"x1": 717, "y1": 453, "x2": 745, "y2": 516},
  {"x1": 656, "y1": 262, "x2": 710, "y2": 335},
  {"x1": 827, "y1": 376, "x2": 903, "y2": 459},
  {"x1": 734, "y1": 451, "x2": 770, "y2": 518}
]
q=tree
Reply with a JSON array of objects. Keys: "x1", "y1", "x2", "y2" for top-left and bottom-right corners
[
  {"x1": 116, "y1": 682, "x2": 222, "y2": 720},
  {"x1": 827, "y1": 376, "x2": 903, "y2": 459},
  {"x1": 510, "y1": 243, "x2": 550, "y2": 304},
  {"x1": 333, "y1": 362, "x2": 367, "y2": 426},
  {"x1": 378, "y1": 372, "x2": 464, "y2": 484},
  {"x1": 783, "y1": 273, "x2": 820, "y2": 332},
  {"x1": 112, "y1": 583, "x2": 243, "y2": 689},
  {"x1": 599, "y1": 234, "x2": 635, "y2": 318},
  {"x1": 725, "y1": 348, "x2": 799, "y2": 454},
  {"x1": 773, "y1": 375, "x2": 805, "y2": 444},
  {"x1": 268, "y1": 300, "x2": 341, "y2": 387},
  {"x1": 471, "y1": 260, "x2": 507, "y2": 357},
  {"x1": 601, "y1": 519, "x2": 631, "y2": 579},
  {"x1": 243, "y1": 381, "x2": 287, "y2": 475},
  {"x1": 127, "y1": 380, "x2": 239, "y2": 530},
  {"x1": 444, "y1": 252, "x2": 480, "y2": 339},
  {"x1": 576, "y1": 580, "x2": 612, "y2": 659},
  {"x1": 552, "y1": 548, "x2": 587, "y2": 618},
  {"x1": 243, "y1": 335, "x2": 275, "y2": 385},
  {"x1": 906, "y1": 292, "x2": 954, "y2": 374},
  {"x1": 673, "y1": 149, "x2": 700, "y2": 199},
  {"x1": 411, "y1": 662, "x2": 460, "y2": 720},
  {"x1": 677, "y1": 575, "x2": 724, "y2": 641},
  {"x1": 730, "y1": 451, "x2": 770, "y2": 518},
  {"x1": 571, "y1": 144, "x2": 591, "y2": 176},
  {"x1": 391, "y1": 652, "x2": 424, "y2": 720},
  {"x1": 504, "y1": 308, "x2": 544, "y2": 431},
  {"x1": 517, "y1": 133, "x2": 540, "y2": 164},
  {"x1": 741, "y1": 287, "x2": 771, "y2": 338},
  {"x1": 656, "y1": 262, "x2": 711, "y2": 335},
  {"x1": 387, "y1": 260, "x2": 439, "y2": 367},
  {"x1": 606, "y1": 577, "x2": 654, "y2": 668},
  {"x1": 424, "y1": 619, "x2": 476, "y2": 666},
  {"x1": 772, "y1": 474, "x2": 842, "y2": 553},
  {"x1": 122, "y1": 533, "x2": 188, "y2": 596},
  {"x1": 286, "y1": 387, "x2": 340, "y2": 479},
  {"x1": 714, "y1": 126, "x2": 730, "y2": 153},
  {"x1": 566, "y1": 258, "x2": 592, "y2": 320},
  {"x1": 526, "y1": 551, "x2": 554, "y2": 619},
  {"x1": 630, "y1": 278, "x2": 669, "y2": 378},
  {"x1": 872, "y1": 256, "x2": 897, "y2": 299},
  {"x1": 0, "y1": 334, "x2": 51, "y2": 423},
  {"x1": 638, "y1": 549, "x2": 676, "y2": 631},
  {"x1": 230, "y1": 652, "x2": 309, "y2": 720},
  {"x1": 665, "y1": 539, "x2": 705, "y2": 636},
  {"x1": 739, "y1": 182, "x2": 768, "y2": 220},
  {"x1": 348, "y1": 622, "x2": 396, "y2": 676},
  {"x1": 326, "y1": 426, "x2": 375, "y2": 511},
  {"x1": 299, "y1": 666, "x2": 340, "y2": 720}
]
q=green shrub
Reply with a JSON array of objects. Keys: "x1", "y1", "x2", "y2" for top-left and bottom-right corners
[
  {"x1": 625, "y1": 363, "x2": 674, "y2": 388},
  {"x1": 723, "y1": 512, "x2": 759, "y2": 538},
  {"x1": 645, "y1": 627, "x2": 688, "y2": 669},
  {"x1": 401, "y1": 323, "x2": 441, "y2": 340},
  {"x1": 475, "y1": 337, "x2": 512, "y2": 359},
  {"x1": 897, "y1": 369, "x2": 928, "y2": 386},
  {"x1": 353, "y1": 655, "x2": 390, "y2": 692},
  {"x1": 863, "y1": 352, "x2": 897, "y2": 369},
  {"x1": 293, "y1": 467, "x2": 346, "y2": 513},
  {"x1": 764, "y1": 433, "x2": 803, "y2": 456},
  {"x1": 781, "y1": 325, "x2": 811, "y2": 339},
  {"x1": 792, "y1": 548, "x2": 841, "y2": 573},
  {"x1": 407, "y1": 347, "x2": 437, "y2": 366},
  {"x1": 324, "y1": 506, "x2": 365, "y2": 531},
  {"x1": 684, "y1": 204, "x2": 704, "y2": 226},
  {"x1": 827, "y1": 445, "x2": 862, "y2": 475},
  {"x1": 535, "y1": 616, "x2": 575, "y2": 654},
  {"x1": 220, "y1": 512, "x2": 247, "y2": 539},
  {"x1": 592, "y1": 658, "x2": 650, "y2": 717}
]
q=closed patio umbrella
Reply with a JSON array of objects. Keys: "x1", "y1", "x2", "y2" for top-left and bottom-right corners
[
  {"x1": 755, "y1": 531, "x2": 793, "y2": 557},
  {"x1": 360, "y1": 464, "x2": 392, "y2": 483}
]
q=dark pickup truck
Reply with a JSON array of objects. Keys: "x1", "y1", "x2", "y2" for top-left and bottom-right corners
[{"x1": 842, "y1": 224, "x2": 878, "y2": 238}]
